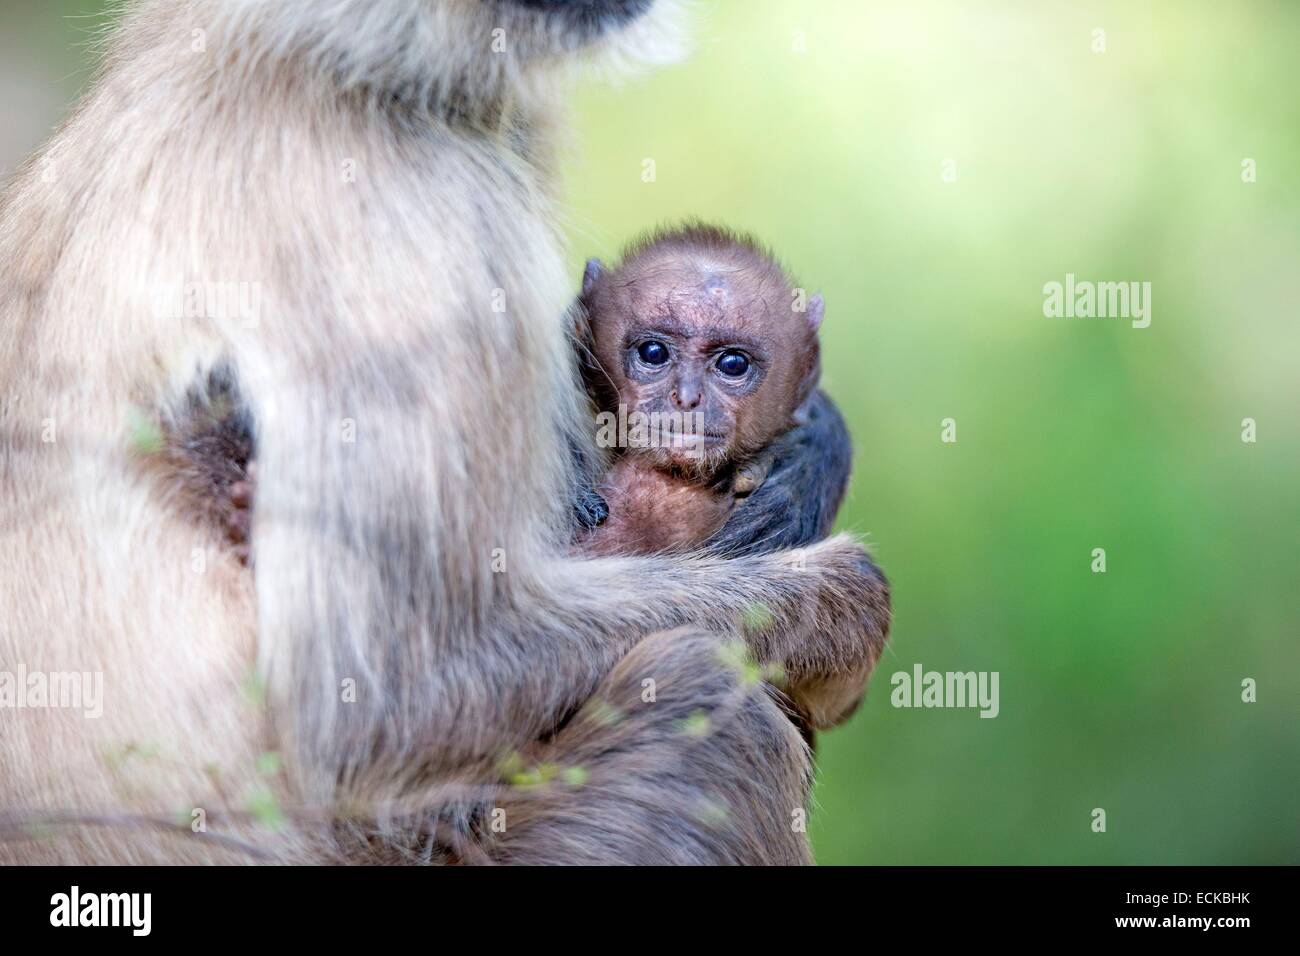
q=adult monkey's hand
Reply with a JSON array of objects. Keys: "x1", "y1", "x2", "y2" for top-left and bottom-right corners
[{"x1": 709, "y1": 389, "x2": 890, "y2": 730}]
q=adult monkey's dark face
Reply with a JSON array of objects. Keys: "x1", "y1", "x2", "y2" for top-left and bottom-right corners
[{"x1": 494, "y1": 0, "x2": 654, "y2": 38}]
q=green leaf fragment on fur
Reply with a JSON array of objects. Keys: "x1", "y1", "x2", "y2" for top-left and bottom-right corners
[
  {"x1": 762, "y1": 662, "x2": 787, "y2": 684},
  {"x1": 497, "y1": 751, "x2": 526, "y2": 782},
  {"x1": 246, "y1": 785, "x2": 286, "y2": 831},
  {"x1": 25, "y1": 822, "x2": 56, "y2": 841},
  {"x1": 693, "y1": 797, "x2": 731, "y2": 828},
  {"x1": 240, "y1": 671, "x2": 267, "y2": 708},
  {"x1": 583, "y1": 699, "x2": 625, "y2": 727},
  {"x1": 104, "y1": 741, "x2": 159, "y2": 772},
  {"x1": 510, "y1": 762, "x2": 561, "y2": 788},
  {"x1": 718, "y1": 638, "x2": 764, "y2": 684},
  {"x1": 256, "y1": 751, "x2": 281, "y2": 776},
  {"x1": 740, "y1": 602, "x2": 775, "y2": 634},
  {"x1": 679, "y1": 711, "x2": 711, "y2": 737},
  {"x1": 126, "y1": 406, "x2": 164, "y2": 455}
]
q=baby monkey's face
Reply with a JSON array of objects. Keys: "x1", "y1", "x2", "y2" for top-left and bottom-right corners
[{"x1": 586, "y1": 254, "x2": 820, "y2": 476}]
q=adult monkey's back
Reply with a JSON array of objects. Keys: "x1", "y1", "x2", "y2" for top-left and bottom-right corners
[{"x1": 0, "y1": 0, "x2": 889, "y2": 864}]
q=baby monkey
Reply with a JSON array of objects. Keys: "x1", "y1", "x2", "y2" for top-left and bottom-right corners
[{"x1": 576, "y1": 224, "x2": 826, "y2": 555}]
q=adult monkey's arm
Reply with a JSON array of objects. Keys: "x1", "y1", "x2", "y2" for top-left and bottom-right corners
[
  {"x1": 569, "y1": 382, "x2": 889, "y2": 729},
  {"x1": 709, "y1": 389, "x2": 890, "y2": 729}
]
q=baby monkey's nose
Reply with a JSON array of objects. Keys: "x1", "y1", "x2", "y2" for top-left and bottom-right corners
[{"x1": 672, "y1": 384, "x2": 703, "y2": 411}]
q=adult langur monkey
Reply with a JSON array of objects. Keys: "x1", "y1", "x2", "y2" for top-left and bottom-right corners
[{"x1": 0, "y1": 0, "x2": 889, "y2": 864}]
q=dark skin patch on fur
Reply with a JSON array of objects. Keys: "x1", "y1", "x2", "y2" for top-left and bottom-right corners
[{"x1": 155, "y1": 366, "x2": 257, "y2": 564}]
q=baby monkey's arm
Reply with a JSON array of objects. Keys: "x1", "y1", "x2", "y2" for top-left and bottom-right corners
[{"x1": 708, "y1": 389, "x2": 880, "y2": 730}]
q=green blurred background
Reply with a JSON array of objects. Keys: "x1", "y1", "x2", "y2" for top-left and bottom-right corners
[{"x1": 4, "y1": 0, "x2": 1296, "y2": 864}]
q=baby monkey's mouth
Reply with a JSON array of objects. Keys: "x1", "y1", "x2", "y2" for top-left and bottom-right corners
[
  {"x1": 632, "y1": 432, "x2": 723, "y2": 453},
  {"x1": 652, "y1": 422, "x2": 728, "y2": 445}
]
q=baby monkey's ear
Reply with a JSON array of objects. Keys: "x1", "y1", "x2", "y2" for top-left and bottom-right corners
[
  {"x1": 791, "y1": 294, "x2": 825, "y2": 425},
  {"x1": 582, "y1": 258, "x2": 605, "y2": 297},
  {"x1": 804, "y1": 293, "x2": 825, "y2": 332}
]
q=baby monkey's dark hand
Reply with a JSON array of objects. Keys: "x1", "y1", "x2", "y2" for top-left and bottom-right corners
[
  {"x1": 731, "y1": 449, "x2": 776, "y2": 500},
  {"x1": 574, "y1": 485, "x2": 609, "y2": 529}
]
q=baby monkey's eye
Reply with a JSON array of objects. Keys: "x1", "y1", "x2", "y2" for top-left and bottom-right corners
[
  {"x1": 716, "y1": 350, "x2": 750, "y2": 377},
  {"x1": 637, "y1": 341, "x2": 670, "y2": 366}
]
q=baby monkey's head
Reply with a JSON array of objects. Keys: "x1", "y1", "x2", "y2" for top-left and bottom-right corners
[{"x1": 580, "y1": 224, "x2": 824, "y2": 477}]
